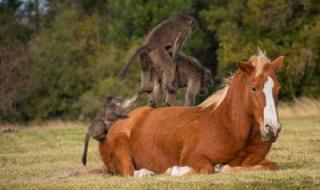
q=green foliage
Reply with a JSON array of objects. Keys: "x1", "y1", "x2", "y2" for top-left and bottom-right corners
[
  {"x1": 201, "y1": 0, "x2": 320, "y2": 98},
  {"x1": 1, "y1": 0, "x2": 320, "y2": 122},
  {"x1": 104, "y1": 0, "x2": 194, "y2": 46}
]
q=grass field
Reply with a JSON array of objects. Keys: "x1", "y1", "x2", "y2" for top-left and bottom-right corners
[{"x1": 1, "y1": 117, "x2": 320, "y2": 190}]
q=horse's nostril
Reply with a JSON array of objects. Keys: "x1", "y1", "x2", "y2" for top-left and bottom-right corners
[
  {"x1": 277, "y1": 127, "x2": 281, "y2": 133},
  {"x1": 265, "y1": 124, "x2": 271, "y2": 131}
]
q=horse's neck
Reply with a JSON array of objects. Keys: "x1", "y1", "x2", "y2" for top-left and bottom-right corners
[{"x1": 213, "y1": 74, "x2": 253, "y2": 141}]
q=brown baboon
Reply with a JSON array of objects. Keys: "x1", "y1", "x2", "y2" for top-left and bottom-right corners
[
  {"x1": 119, "y1": 14, "x2": 198, "y2": 106},
  {"x1": 139, "y1": 54, "x2": 213, "y2": 107},
  {"x1": 82, "y1": 95, "x2": 137, "y2": 166}
]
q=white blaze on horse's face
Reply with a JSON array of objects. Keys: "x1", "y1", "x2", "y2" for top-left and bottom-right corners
[{"x1": 263, "y1": 76, "x2": 280, "y2": 134}]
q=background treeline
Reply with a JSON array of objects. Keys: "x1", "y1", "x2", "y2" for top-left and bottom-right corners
[{"x1": 0, "y1": 0, "x2": 319, "y2": 122}]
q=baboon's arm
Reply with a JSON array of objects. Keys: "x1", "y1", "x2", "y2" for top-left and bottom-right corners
[
  {"x1": 172, "y1": 33, "x2": 184, "y2": 61},
  {"x1": 120, "y1": 94, "x2": 138, "y2": 112}
]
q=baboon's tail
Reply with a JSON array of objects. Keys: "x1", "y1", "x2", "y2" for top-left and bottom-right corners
[
  {"x1": 82, "y1": 133, "x2": 90, "y2": 166},
  {"x1": 118, "y1": 45, "x2": 150, "y2": 80}
]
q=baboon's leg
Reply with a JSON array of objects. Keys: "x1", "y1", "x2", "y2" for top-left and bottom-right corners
[
  {"x1": 163, "y1": 73, "x2": 178, "y2": 106},
  {"x1": 149, "y1": 48, "x2": 177, "y2": 106},
  {"x1": 148, "y1": 79, "x2": 162, "y2": 107},
  {"x1": 164, "y1": 84, "x2": 177, "y2": 106},
  {"x1": 172, "y1": 32, "x2": 184, "y2": 60},
  {"x1": 138, "y1": 75, "x2": 153, "y2": 96},
  {"x1": 138, "y1": 54, "x2": 153, "y2": 96},
  {"x1": 184, "y1": 80, "x2": 200, "y2": 106}
]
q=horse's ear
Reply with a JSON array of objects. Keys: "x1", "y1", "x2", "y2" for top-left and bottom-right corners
[
  {"x1": 271, "y1": 56, "x2": 284, "y2": 71},
  {"x1": 237, "y1": 62, "x2": 254, "y2": 73}
]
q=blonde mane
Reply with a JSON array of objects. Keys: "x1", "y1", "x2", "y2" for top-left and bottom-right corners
[
  {"x1": 198, "y1": 85, "x2": 230, "y2": 109},
  {"x1": 199, "y1": 49, "x2": 269, "y2": 110},
  {"x1": 198, "y1": 74, "x2": 234, "y2": 109}
]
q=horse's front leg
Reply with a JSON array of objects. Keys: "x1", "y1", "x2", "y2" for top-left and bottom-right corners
[
  {"x1": 220, "y1": 142, "x2": 278, "y2": 172},
  {"x1": 100, "y1": 133, "x2": 135, "y2": 176},
  {"x1": 220, "y1": 159, "x2": 278, "y2": 172}
]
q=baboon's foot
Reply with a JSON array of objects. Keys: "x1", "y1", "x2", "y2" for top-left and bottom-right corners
[
  {"x1": 148, "y1": 100, "x2": 157, "y2": 108},
  {"x1": 134, "y1": 168, "x2": 155, "y2": 177},
  {"x1": 164, "y1": 103, "x2": 172, "y2": 107},
  {"x1": 165, "y1": 166, "x2": 194, "y2": 176},
  {"x1": 138, "y1": 89, "x2": 152, "y2": 96},
  {"x1": 165, "y1": 86, "x2": 177, "y2": 94}
]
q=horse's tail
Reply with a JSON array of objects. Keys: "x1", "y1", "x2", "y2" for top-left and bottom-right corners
[
  {"x1": 118, "y1": 45, "x2": 150, "y2": 80},
  {"x1": 82, "y1": 133, "x2": 90, "y2": 166}
]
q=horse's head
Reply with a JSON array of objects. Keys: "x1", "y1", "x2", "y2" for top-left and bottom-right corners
[{"x1": 238, "y1": 53, "x2": 284, "y2": 143}]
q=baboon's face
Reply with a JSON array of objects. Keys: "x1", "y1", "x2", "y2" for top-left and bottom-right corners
[
  {"x1": 104, "y1": 96, "x2": 123, "y2": 108},
  {"x1": 183, "y1": 15, "x2": 199, "y2": 32},
  {"x1": 104, "y1": 96, "x2": 124, "y2": 120},
  {"x1": 88, "y1": 120, "x2": 106, "y2": 141},
  {"x1": 189, "y1": 18, "x2": 199, "y2": 32},
  {"x1": 177, "y1": 14, "x2": 199, "y2": 32}
]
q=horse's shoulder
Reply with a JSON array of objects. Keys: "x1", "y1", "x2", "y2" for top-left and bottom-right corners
[{"x1": 107, "y1": 106, "x2": 154, "y2": 139}]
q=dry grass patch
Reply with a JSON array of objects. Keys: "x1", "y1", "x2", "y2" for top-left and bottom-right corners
[
  {"x1": 279, "y1": 97, "x2": 320, "y2": 118},
  {"x1": 0, "y1": 117, "x2": 320, "y2": 190}
]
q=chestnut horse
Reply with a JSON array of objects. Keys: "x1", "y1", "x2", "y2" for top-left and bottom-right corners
[{"x1": 99, "y1": 52, "x2": 284, "y2": 176}]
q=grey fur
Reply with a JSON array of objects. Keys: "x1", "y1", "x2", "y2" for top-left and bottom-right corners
[
  {"x1": 138, "y1": 54, "x2": 213, "y2": 106},
  {"x1": 82, "y1": 95, "x2": 138, "y2": 166},
  {"x1": 118, "y1": 14, "x2": 198, "y2": 106}
]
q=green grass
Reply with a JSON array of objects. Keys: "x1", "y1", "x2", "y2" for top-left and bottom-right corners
[{"x1": 0, "y1": 118, "x2": 320, "y2": 190}]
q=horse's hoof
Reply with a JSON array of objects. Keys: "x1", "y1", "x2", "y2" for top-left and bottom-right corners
[
  {"x1": 165, "y1": 166, "x2": 194, "y2": 176},
  {"x1": 134, "y1": 168, "x2": 155, "y2": 177},
  {"x1": 220, "y1": 164, "x2": 231, "y2": 172}
]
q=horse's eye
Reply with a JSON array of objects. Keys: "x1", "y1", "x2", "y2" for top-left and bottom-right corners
[{"x1": 251, "y1": 86, "x2": 257, "y2": 92}]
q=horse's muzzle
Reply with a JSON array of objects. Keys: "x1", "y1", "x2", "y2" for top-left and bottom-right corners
[{"x1": 261, "y1": 124, "x2": 281, "y2": 143}]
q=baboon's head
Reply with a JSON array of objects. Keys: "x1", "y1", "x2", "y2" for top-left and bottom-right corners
[
  {"x1": 175, "y1": 13, "x2": 199, "y2": 32},
  {"x1": 88, "y1": 119, "x2": 107, "y2": 141},
  {"x1": 199, "y1": 68, "x2": 214, "y2": 95},
  {"x1": 188, "y1": 17, "x2": 199, "y2": 32},
  {"x1": 104, "y1": 96, "x2": 123, "y2": 108},
  {"x1": 104, "y1": 95, "x2": 130, "y2": 122},
  {"x1": 103, "y1": 96, "x2": 124, "y2": 120}
]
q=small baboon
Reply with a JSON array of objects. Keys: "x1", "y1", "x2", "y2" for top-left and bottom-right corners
[
  {"x1": 82, "y1": 95, "x2": 137, "y2": 166},
  {"x1": 119, "y1": 13, "x2": 198, "y2": 105},
  {"x1": 139, "y1": 54, "x2": 213, "y2": 106}
]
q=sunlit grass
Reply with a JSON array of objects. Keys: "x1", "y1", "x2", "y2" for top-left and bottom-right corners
[
  {"x1": 279, "y1": 97, "x2": 320, "y2": 118},
  {"x1": 0, "y1": 118, "x2": 320, "y2": 190}
]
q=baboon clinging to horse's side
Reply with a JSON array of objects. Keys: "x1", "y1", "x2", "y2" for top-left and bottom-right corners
[
  {"x1": 82, "y1": 95, "x2": 137, "y2": 166},
  {"x1": 138, "y1": 53, "x2": 213, "y2": 107},
  {"x1": 118, "y1": 13, "x2": 198, "y2": 106},
  {"x1": 99, "y1": 52, "x2": 284, "y2": 176}
]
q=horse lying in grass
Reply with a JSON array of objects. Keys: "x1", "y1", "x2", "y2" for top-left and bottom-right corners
[{"x1": 98, "y1": 52, "x2": 284, "y2": 176}]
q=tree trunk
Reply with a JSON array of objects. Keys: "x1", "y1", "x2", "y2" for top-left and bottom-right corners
[{"x1": 34, "y1": 0, "x2": 40, "y2": 33}]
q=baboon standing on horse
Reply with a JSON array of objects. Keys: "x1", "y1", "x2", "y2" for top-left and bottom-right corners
[
  {"x1": 139, "y1": 53, "x2": 213, "y2": 106},
  {"x1": 118, "y1": 13, "x2": 198, "y2": 106}
]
